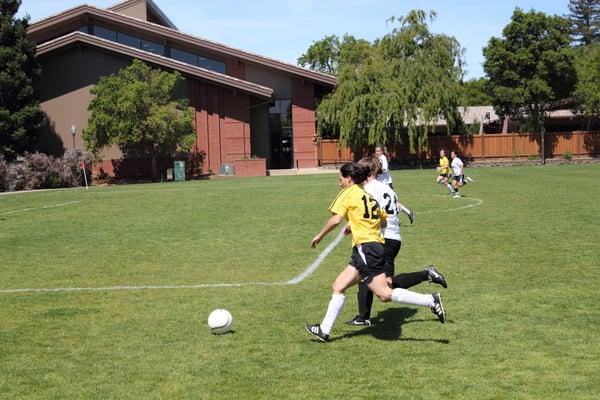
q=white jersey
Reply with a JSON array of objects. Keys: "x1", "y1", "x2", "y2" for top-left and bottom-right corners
[
  {"x1": 451, "y1": 157, "x2": 464, "y2": 177},
  {"x1": 363, "y1": 179, "x2": 401, "y2": 241},
  {"x1": 376, "y1": 155, "x2": 392, "y2": 185}
]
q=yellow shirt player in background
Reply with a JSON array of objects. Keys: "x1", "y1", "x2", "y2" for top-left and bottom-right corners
[
  {"x1": 436, "y1": 149, "x2": 454, "y2": 195},
  {"x1": 305, "y1": 162, "x2": 447, "y2": 342}
]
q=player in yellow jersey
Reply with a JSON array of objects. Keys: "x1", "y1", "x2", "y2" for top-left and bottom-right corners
[
  {"x1": 436, "y1": 149, "x2": 454, "y2": 195},
  {"x1": 305, "y1": 163, "x2": 446, "y2": 342}
]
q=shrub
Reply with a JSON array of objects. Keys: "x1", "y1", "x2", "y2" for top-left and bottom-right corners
[
  {"x1": 1, "y1": 150, "x2": 94, "y2": 192},
  {"x1": 563, "y1": 150, "x2": 573, "y2": 161}
]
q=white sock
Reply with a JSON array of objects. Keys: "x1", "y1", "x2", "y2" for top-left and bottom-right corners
[
  {"x1": 391, "y1": 288, "x2": 434, "y2": 307},
  {"x1": 446, "y1": 183, "x2": 454, "y2": 194},
  {"x1": 320, "y1": 293, "x2": 345, "y2": 335},
  {"x1": 399, "y1": 205, "x2": 410, "y2": 215}
]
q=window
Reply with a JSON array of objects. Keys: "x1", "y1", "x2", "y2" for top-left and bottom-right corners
[
  {"x1": 198, "y1": 56, "x2": 226, "y2": 74},
  {"x1": 93, "y1": 25, "x2": 117, "y2": 42},
  {"x1": 117, "y1": 32, "x2": 141, "y2": 49},
  {"x1": 141, "y1": 39, "x2": 165, "y2": 56},
  {"x1": 170, "y1": 48, "x2": 198, "y2": 66}
]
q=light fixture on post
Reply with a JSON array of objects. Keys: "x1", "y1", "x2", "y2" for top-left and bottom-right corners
[{"x1": 70, "y1": 124, "x2": 76, "y2": 150}]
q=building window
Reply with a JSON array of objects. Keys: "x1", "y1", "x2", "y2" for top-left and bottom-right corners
[
  {"x1": 170, "y1": 47, "x2": 198, "y2": 66},
  {"x1": 198, "y1": 56, "x2": 226, "y2": 74},
  {"x1": 141, "y1": 39, "x2": 165, "y2": 56},
  {"x1": 117, "y1": 32, "x2": 141, "y2": 49},
  {"x1": 93, "y1": 25, "x2": 117, "y2": 42},
  {"x1": 268, "y1": 100, "x2": 293, "y2": 169}
]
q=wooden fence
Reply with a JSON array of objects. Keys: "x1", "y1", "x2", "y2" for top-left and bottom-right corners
[{"x1": 318, "y1": 131, "x2": 600, "y2": 164}]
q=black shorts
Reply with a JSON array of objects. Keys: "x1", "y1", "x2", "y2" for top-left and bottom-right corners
[
  {"x1": 349, "y1": 242, "x2": 386, "y2": 284},
  {"x1": 383, "y1": 238, "x2": 401, "y2": 277},
  {"x1": 453, "y1": 174, "x2": 464, "y2": 184}
]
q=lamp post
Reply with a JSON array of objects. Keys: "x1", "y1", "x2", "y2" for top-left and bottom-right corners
[{"x1": 70, "y1": 124, "x2": 76, "y2": 150}]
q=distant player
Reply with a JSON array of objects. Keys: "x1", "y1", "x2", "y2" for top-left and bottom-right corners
[
  {"x1": 450, "y1": 151, "x2": 474, "y2": 198},
  {"x1": 436, "y1": 149, "x2": 453, "y2": 195}
]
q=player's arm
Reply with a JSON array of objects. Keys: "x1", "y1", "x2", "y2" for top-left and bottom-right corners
[{"x1": 311, "y1": 213, "x2": 344, "y2": 248}]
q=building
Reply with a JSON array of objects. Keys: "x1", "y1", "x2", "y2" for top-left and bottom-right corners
[{"x1": 27, "y1": 0, "x2": 337, "y2": 177}]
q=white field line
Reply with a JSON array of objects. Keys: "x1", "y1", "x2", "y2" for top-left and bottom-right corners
[
  {"x1": 417, "y1": 197, "x2": 484, "y2": 214},
  {"x1": 0, "y1": 201, "x2": 80, "y2": 216},
  {"x1": 0, "y1": 197, "x2": 483, "y2": 294}
]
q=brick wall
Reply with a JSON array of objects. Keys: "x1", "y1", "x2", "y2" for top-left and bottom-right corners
[{"x1": 291, "y1": 78, "x2": 318, "y2": 168}]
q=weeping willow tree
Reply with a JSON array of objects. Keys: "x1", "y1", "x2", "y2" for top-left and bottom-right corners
[{"x1": 315, "y1": 10, "x2": 465, "y2": 154}]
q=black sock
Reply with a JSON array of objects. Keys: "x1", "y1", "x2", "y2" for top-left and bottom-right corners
[
  {"x1": 391, "y1": 271, "x2": 429, "y2": 289},
  {"x1": 357, "y1": 281, "x2": 373, "y2": 320}
]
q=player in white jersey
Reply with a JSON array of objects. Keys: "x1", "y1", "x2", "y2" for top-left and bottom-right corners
[
  {"x1": 374, "y1": 144, "x2": 414, "y2": 224},
  {"x1": 449, "y1": 151, "x2": 474, "y2": 198},
  {"x1": 346, "y1": 156, "x2": 448, "y2": 326}
]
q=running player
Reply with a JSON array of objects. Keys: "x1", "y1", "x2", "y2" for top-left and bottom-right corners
[
  {"x1": 450, "y1": 151, "x2": 474, "y2": 198},
  {"x1": 374, "y1": 144, "x2": 414, "y2": 223},
  {"x1": 346, "y1": 156, "x2": 448, "y2": 326},
  {"x1": 436, "y1": 149, "x2": 454, "y2": 195},
  {"x1": 305, "y1": 163, "x2": 446, "y2": 342}
]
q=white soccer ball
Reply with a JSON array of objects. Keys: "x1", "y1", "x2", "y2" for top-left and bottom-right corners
[{"x1": 207, "y1": 309, "x2": 233, "y2": 334}]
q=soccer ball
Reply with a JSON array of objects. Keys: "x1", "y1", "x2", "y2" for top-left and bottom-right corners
[{"x1": 207, "y1": 309, "x2": 233, "y2": 334}]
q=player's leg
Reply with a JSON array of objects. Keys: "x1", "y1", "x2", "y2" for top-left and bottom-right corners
[
  {"x1": 306, "y1": 265, "x2": 360, "y2": 341},
  {"x1": 346, "y1": 281, "x2": 374, "y2": 326},
  {"x1": 392, "y1": 265, "x2": 448, "y2": 289}
]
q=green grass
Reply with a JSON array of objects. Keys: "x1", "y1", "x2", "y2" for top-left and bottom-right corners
[{"x1": 1, "y1": 164, "x2": 599, "y2": 399}]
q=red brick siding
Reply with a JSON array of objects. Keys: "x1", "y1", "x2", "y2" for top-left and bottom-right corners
[
  {"x1": 188, "y1": 80, "x2": 251, "y2": 174},
  {"x1": 291, "y1": 79, "x2": 318, "y2": 168}
]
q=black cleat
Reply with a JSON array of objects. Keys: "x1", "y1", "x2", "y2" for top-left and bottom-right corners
[
  {"x1": 305, "y1": 324, "x2": 329, "y2": 342},
  {"x1": 425, "y1": 265, "x2": 448, "y2": 289},
  {"x1": 345, "y1": 316, "x2": 372, "y2": 326},
  {"x1": 431, "y1": 292, "x2": 447, "y2": 323},
  {"x1": 407, "y1": 209, "x2": 415, "y2": 224}
]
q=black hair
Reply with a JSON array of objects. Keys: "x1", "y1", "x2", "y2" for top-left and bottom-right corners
[{"x1": 340, "y1": 162, "x2": 370, "y2": 184}]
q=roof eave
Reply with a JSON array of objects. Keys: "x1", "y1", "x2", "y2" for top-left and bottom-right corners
[{"x1": 37, "y1": 31, "x2": 274, "y2": 99}]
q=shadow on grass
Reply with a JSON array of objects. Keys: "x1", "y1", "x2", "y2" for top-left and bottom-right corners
[{"x1": 331, "y1": 308, "x2": 450, "y2": 344}]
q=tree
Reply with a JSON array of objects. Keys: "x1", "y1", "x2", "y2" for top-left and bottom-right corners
[
  {"x1": 314, "y1": 10, "x2": 465, "y2": 154},
  {"x1": 567, "y1": 0, "x2": 600, "y2": 45},
  {"x1": 483, "y1": 9, "x2": 576, "y2": 134},
  {"x1": 460, "y1": 77, "x2": 492, "y2": 106},
  {"x1": 573, "y1": 44, "x2": 600, "y2": 127},
  {"x1": 83, "y1": 59, "x2": 195, "y2": 180},
  {"x1": 298, "y1": 34, "x2": 370, "y2": 76},
  {"x1": 0, "y1": 0, "x2": 43, "y2": 161}
]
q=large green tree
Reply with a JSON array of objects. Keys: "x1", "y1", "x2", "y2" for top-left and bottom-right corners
[
  {"x1": 460, "y1": 77, "x2": 492, "y2": 106},
  {"x1": 483, "y1": 9, "x2": 576, "y2": 134},
  {"x1": 83, "y1": 59, "x2": 195, "y2": 179},
  {"x1": 297, "y1": 34, "x2": 371, "y2": 76},
  {"x1": 0, "y1": 0, "x2": 43, "y2": 161},
  {"x1": 314, "y1": 10, "x2": 464, "y2": 154},
  {"x1": 567, "y1": 0, "x2": 600, "y2": 45},
  {"x1": 573, "y1": 44, "x2": 600, "y2": 127}
]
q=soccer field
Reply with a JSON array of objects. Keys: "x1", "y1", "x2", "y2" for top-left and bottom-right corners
[{"x1": 1, "y1": 164, "x2": 599, "y2": 399}]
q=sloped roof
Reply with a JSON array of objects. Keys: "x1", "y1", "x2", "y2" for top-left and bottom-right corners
[
  {"x1": 37, "y1": 31, "x2": 274, "y2": 98},
  {"x1": 27, "y1": 4, "x2": 338, "y2": 87}
]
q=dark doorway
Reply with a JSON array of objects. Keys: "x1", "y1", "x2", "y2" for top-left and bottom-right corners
[{"x1": 268, "y1": 99, "x2": 293, "y2": 169}]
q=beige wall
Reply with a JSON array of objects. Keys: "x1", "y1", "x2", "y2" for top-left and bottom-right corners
[
  {"x1": 38, "y1": 47, "x2": 132, "y2": 159},
  {"x1": 246, "y1": 64, "x2": 291, "y2": 99},
  {"x1": 114, "y1": 2, "x2": 148, "y2": 21}
]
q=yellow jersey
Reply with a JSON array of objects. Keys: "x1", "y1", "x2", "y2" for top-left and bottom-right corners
[
  {"x1": 328, "y1": 184, "x2": 386, "y2": 246},
  {"x1": 439, "y1": 156, "x2": 450, "y2": 175}
]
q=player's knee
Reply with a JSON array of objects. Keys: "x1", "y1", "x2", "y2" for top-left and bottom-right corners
[{"x1": 376, "y1": 292, "x2": 392, "y2": 302}]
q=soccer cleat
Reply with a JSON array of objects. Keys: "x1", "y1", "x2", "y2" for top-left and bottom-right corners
[
  {"x1": 452, "y1": 193, "x2": 461, "y2": 198},
  {"x1": 431, "y1": 292, "x2": 447, "y2": 323},
  {"x1": 466, "y1": 176, "x2": 474, "y2": 183},
  {"x1": 407, "y1": 209, "x2": 415, "y2": 224},
  {"x1": 425, "y1": 265, "x2": 448, "y2": 289},
  {"x1": 345, "y1": 316, "x2": 372, "y2": 326},
  {"x1": 305, "y1": 324, "x2": 329, "y2": 342}
]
